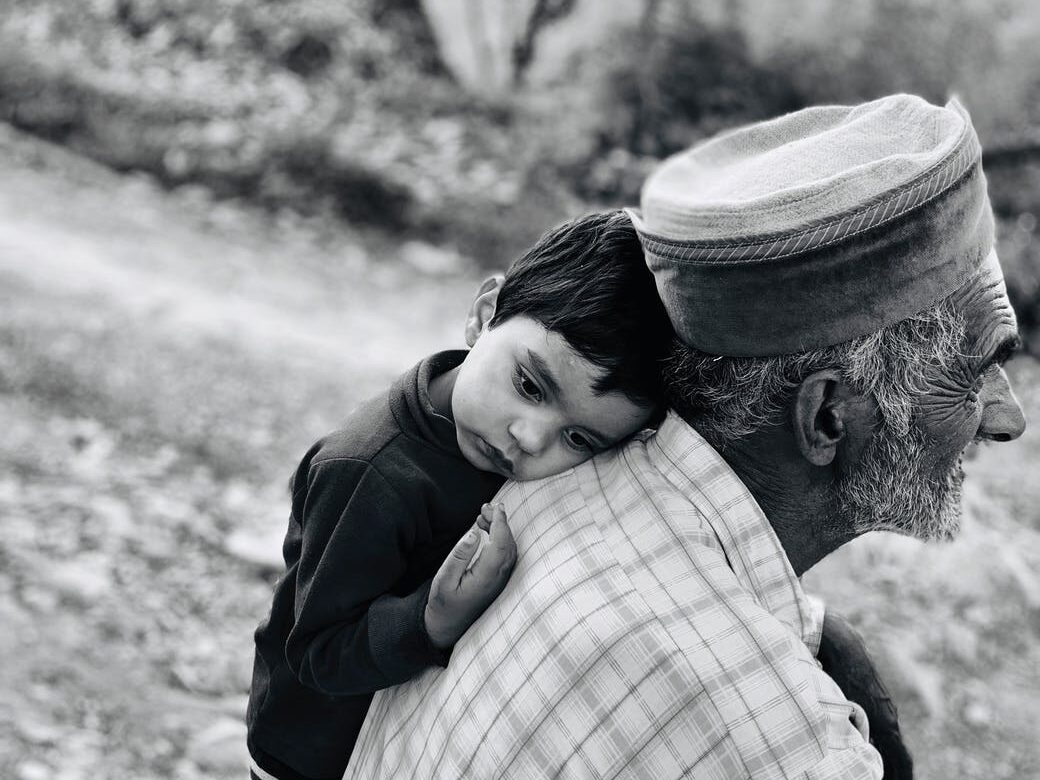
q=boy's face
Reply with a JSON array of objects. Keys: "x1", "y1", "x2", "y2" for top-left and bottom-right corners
[{"x1": 451, "y1": 315, "x2": 655, "y2": 481}]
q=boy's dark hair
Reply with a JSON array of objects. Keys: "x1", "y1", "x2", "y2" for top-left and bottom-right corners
[{"x1": 490, "y1": 210, "x2": 674, "y2": 411}]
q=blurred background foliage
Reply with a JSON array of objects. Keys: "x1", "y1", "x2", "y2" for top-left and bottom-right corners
[{"x1": 2, "y1": 0, "x2": 1040, "y2": 347}]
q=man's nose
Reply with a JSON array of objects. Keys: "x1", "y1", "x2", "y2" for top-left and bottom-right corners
[
  {"x1": 508, "y1": 417, "x2": 553, "y2": 455},
  {"x1": 978, "y1": 366, "x2": 1027, "y2": 442}
]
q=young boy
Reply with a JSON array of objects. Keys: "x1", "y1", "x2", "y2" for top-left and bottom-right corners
[{"x1": 246, "y1": 210, "x2": 675, "y2": 780}]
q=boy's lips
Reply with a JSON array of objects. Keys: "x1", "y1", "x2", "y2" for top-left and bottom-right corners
[{"x1": 477, "y1": 436, "x2": 514, "y2": 476}]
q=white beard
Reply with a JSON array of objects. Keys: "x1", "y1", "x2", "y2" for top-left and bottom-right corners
[{"x1": 838, "y1": 420, "x2": 965, "y2": 541}]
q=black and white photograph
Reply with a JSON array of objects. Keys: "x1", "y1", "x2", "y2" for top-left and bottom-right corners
[{"x1": 1, "y1": 1, "x2": 1038, "y2": 778}]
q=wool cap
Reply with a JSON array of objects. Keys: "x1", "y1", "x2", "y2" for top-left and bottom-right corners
[{"x1": 627, "y1": 94, "x2": 995, "y2": 356}]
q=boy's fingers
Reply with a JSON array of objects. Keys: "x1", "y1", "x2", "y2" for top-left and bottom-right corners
[
  {"x1": 488, "y1": 507, "x2": 513, "y2": 551},
  {"x1": 464, "y1": 528, "x2": 490, "y2": 573},
  {"x1": 480, "y1": 500, "x2": 503, "y2": 519},
  {"x1": 473, "y1": 510, "x2": 516, "y2": 580},
  {"x1": 436, "y1": 527, "x2": 481, "y2": 588},
  {"x1": 476, "y1": 502, "x2": 506, "y2": 532},
  {"x1": 451, "y1": 526, "x2": 481, "y2": 559},
  {"x1": 476, "y1": 503, "x2": 493, "y2": 532}
]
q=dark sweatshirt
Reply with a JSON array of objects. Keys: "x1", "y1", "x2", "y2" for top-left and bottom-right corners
[{"x1": 247, "y1": 350, "x2": 505, "y2": 779}]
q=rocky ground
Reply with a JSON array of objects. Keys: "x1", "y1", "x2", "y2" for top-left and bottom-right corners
[{"x1": 0, "y1": 124, "x2": 1037, "y2": 779}]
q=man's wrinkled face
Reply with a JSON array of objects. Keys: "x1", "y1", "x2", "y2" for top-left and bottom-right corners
[{"x1": 839, "y1": 251, "x2": 1026, "y2": 540}]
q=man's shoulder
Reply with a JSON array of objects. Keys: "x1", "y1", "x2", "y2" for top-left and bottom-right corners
[{"x1": 493, "y1": 426, "x2": 697, "y2": 536}]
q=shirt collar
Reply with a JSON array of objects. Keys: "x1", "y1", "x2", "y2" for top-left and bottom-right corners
[
  {"x1": 393, "y1": 349, "x2": 468, "y2": 457},
  {"x1": 646, "y1": 411, "x2": 824, "y2": 652}
]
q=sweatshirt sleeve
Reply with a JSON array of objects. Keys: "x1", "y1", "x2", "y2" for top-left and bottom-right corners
[{"x1": 284, "y1": 455, "x2": 450, "y2": 696}]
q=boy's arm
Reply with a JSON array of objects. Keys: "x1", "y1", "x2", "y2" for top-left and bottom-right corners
[
  {"x1": 424, "y1": 503, "x2": 517, "y2": 649},
  {"x1": 818, "y1": 610, "x2": 914, "y2": 780},
  {"x1": 283, "y1": 457, "x2": 449, "y2": 697}
]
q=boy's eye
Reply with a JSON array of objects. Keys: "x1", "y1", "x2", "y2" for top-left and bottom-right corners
[
  {"x1": 513, "y1": 365, "x2": 543, "y2": 402},
  {"x1": 564, "y1": 429, "x2": 594, "y2": 453}
]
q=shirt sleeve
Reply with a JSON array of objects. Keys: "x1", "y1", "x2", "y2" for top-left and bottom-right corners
[
  {"x1": 668, "y1": 541, "x2": 882, "y2": 779},
  {"x1": 804, "y1": 668, "x2": 884, "y2": 779},
  {"x1": 803, "y1": 591, "x2": 827, "y2": 656},
  {"x1": 283, "y1": 456, "x2": 450, "y2": 697}
]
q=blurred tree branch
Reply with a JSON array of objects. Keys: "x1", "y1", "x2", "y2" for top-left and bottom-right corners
[
  {"x1": 984, "y1": 136, "x2": 1040, "y2": 167},
  {"x1": 512, "y1": 0, "x2": 578, "y2": 84},
  {"x1": 625, "y1": 0, "x2": 664, "y2": 152}
]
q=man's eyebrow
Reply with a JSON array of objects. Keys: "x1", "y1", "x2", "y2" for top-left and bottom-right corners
[
  {"x1": 526, "y1": 349, "x2": 563, "y2": 399},
  {"x1": 990, "y1": 333, "x2": 1022, "y2": 367},
  {"x1": 977, "y1": 334, "x2": 1027, "y2": 370}
]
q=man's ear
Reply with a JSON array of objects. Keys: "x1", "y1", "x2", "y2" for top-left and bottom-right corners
[
  {"x1": 464, "y1": 274, "x2": 504, "y2": 347},
  {"x1": 793, "y1": 370, "x2": 849, "y2": 467}
]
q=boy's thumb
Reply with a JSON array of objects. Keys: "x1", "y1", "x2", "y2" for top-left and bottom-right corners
[
  {"x1": 450, "y1": 528, "x2": 480, "y2": 560},
  {"x1": 434, "y1": 528, "x2": 480, "y2": 588}
]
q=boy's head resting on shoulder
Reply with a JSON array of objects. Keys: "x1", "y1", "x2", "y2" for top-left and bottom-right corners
[{"x1": 429, "y1": 210, "x2": 674, "y2": 481}]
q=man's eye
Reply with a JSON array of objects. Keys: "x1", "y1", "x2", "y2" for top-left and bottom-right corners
[
  {"x1": 972, "y1": 363, "x2": 1001, "y2": 393},
  {"x1": 564, "y1": 429, "x2": 594, "y2": 452},
  {"x1": 962, "y1": 363, "x2": 995, "y2": 404},
  {"x1": 513, "y1": 366, "x2": 542, "y2": 401}
]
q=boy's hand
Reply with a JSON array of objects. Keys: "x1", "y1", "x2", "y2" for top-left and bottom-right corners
[
  {"x1": 424, "y1": 504, "x2": 517, "y2": 650},
  {"x1": 818, "y1": 611, "x2": 913, "y2": 780}
]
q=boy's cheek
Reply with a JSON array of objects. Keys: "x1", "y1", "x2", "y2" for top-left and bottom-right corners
[{"x1": 513, "y1": 451, "x2": 583, "y2": 482}]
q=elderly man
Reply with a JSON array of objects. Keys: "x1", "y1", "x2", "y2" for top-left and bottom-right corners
[{"x1": 344, "y1": 95, "x2": 1025, "y2": 779}]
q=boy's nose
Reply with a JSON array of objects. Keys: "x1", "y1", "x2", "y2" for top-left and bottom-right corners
[{"x1": 508, "y1": 418, "x2": 552, "y2": 456}]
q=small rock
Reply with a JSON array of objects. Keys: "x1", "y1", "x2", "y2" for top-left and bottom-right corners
[
  {"x1": 163, "y1": 148, "x2": 192, "y2": 178},
  {"x1": 222, "y1": 480, "x2": 253, "y2": 511},
  {"x1": 20, "y1": 584, "x2": 59, "y2": 614},
  {"x1": 49, "y1": 555, "x2": 112, "y2": 603},
  {"x1": 0, "y1": 475, "x2": 22, "y2": 502},
  {"x1": 225, "y1": 526, "x2": 284, "y2": 573},
  {"x1": 16, "y1": 718, "x2": 62, "y2": 745},
  {"x1": 16, "y1": 761, "x2": 51, "y2": 780},
  {"x1": 963, "y1": 700, "x2": 992, "y2": 726},
  {"x1": 400, "y1": 241, "x2": 464, "y2": 276},
  {"x1": 203, "y1": 120, "x2": 240, "y2": 148},
  {"x1": 942, "y1": 622, "x2": 978, "y2": 665},
  {"x1": 217, "y1": 694, "x2": 250, "y2": 719},
  {"x1": 186, "y1": 716, "x2": 248, "y2": 772},
  {"x1": 999, "y1": 545, "x2": 1040, "y2": 609},
  {"x1": 882, "y1": 642, "x2": 946, "y2": 719}
]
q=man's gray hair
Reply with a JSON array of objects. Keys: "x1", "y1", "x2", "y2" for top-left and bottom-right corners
[{"x1": 664, "y1": 297, "x2": 967, "y2": 450}]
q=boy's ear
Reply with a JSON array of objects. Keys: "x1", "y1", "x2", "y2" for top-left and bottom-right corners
[{"x1": 464, "y1": 274, "x2": 504, "y2": 347}]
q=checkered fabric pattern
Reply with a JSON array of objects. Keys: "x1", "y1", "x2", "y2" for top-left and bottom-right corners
[{"x1": 344, "y1": 413, "x2": 882, "y2": 779}]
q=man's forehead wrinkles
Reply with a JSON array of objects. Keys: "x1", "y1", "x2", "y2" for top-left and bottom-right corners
[
  {"x1": 980, "y1": 303, "x2": 1018, "y2": 335},
  {"x1": 979, "y1": 276, "x2": 1007, "y2": 294},
  {"x1": 951, "y1": 265, "x2": 1006, "y2": 302}
]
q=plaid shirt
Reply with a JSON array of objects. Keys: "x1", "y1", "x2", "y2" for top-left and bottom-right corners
[{"x1": 345, "y1": 413, "x2": 883, "y2": 779}]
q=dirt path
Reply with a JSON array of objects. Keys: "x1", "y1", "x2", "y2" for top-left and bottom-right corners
[
  {"x1": 0, "y1": 125, "x2": 480, "y2": 383},
  {"x1": 0, "y1": 126, "x2": 486, "y2": 780}
]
